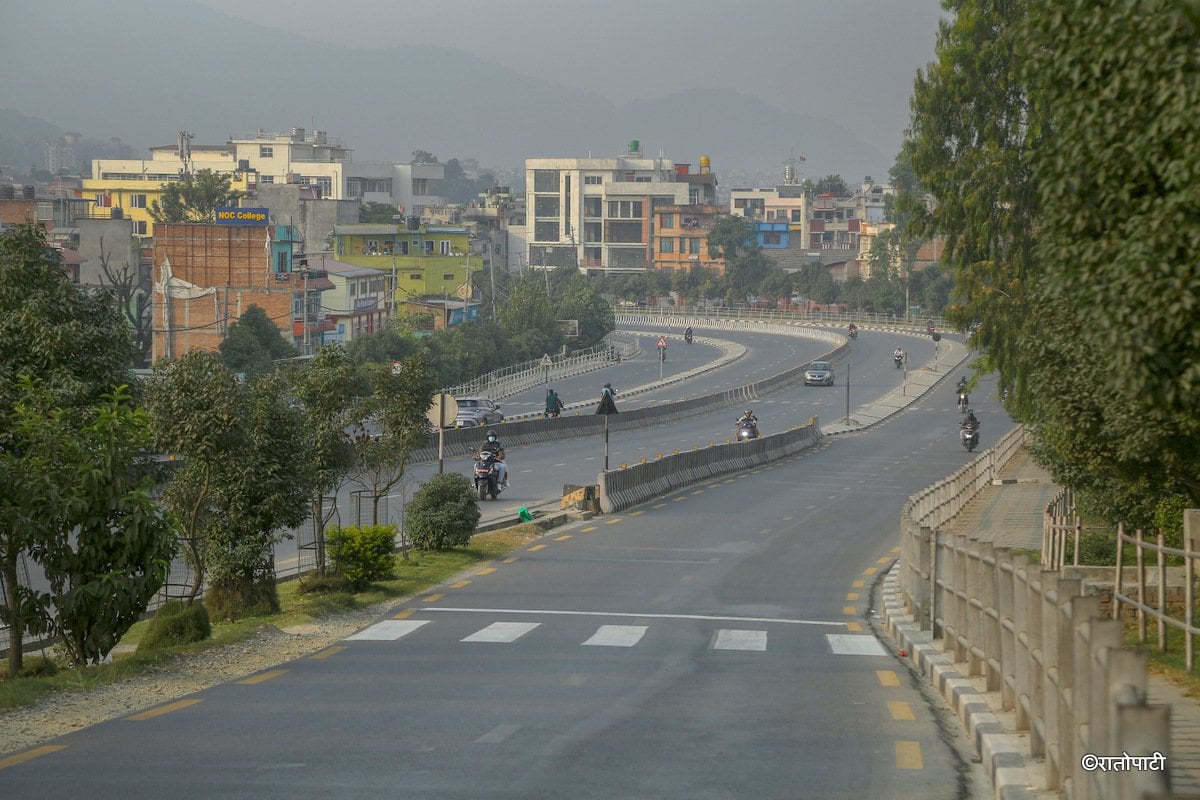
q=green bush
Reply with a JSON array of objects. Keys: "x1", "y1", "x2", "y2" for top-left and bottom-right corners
[
  {"x1": 328, "y1": 524, "x2": 398, "y2": 589},
  {"x1": 138, "y1": 600, "x2": 212, "y2": 651},
  {"x1": 405, "y1": 473, "x2": 481, "y2": 551}
]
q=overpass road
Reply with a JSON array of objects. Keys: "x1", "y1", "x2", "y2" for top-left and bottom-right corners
[{"x1": 1, "y1": 324, "x2": 1004, "y2": 798}]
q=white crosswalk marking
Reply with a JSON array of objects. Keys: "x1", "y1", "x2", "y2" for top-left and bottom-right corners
[
  {"x1": 461, "y1": 621, "x2": 541, "y2": 643},
  {"x1": 712, "y1": 629, "x2": 768, "y2": 651},
  {"x1": 345, "y1": 620, "x2": 430, "y2": 641},
  {"x1": 582, "y1": 625, "x2": 648, "y2": 647},
  {"x1": 825, "y1": 634, "x2": 888, "y2": 656}
]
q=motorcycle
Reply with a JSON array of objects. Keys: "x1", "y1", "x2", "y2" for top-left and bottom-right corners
[
  {"x1": 960, "y1": 423, "x2": 979, "y2": 452},
  {"x1": 684, "y1": 331, "x2": 693, "y2": 344},
  {"x1": 543, "y1": 407, "x2": 562, "y2": 419},
  {"x1": 736, "y1": 420, "x2": 760, "y2": 441},
  {"x1": 848, "y1": 327, "x2": 858, "y2": 340},
  {"x1": 957, "y1": 392, "x2": 969, "y2": 413},
  {"x1": 473, "y1": 450, "x2": 503, "y2": 500},
  {"x1": 894, "y1": 353, "x2": 904, "y2": 369}
]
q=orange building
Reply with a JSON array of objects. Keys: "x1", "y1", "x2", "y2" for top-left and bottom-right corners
[
  {"x1": 152, "y1": 222, "x2": 332, "y2": 362},
  {"x1": 651, "y1": 203, "x2": 725, "y2": 274}
]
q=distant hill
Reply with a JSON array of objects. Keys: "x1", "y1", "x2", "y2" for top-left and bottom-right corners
[
  {"x1": 0, "y1": 108, "x2": 62, "y2": 176},
  {"x1": 0, "y1": 0, "x2": 891, "y2": 181}
]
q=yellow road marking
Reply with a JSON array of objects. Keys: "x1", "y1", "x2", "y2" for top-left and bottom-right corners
[
  {"x1": 0, "y1": 745, "x2": 67, "y2": 770},
  {"x1": 895, "y1": 741, "x2": 923, "y2": 769},
  {"x1": 503, "y1": 557, "x2": 517, "y2": 563},
  {"x1": 723, "y1": 479, "x2": 735, "y2": 484},
  {"x1": 852, "y1": 579, "x2": 865, "y2": 589},
  {"x1": 847, "y1": 593, "x2": 860, "y2": 601},
  {"x1": 554, "y1": 535, "x2": 571, "y2": 541},
  {"x1": 691, "y1": 489, "x2": 704, "y2": 495},
  {"x1": 423, "y1": 593, "x2": 445, "y2": 602},
  {"x1": 629, "y1": 511, "x2": 645, "y2": 516},
  {"x1": 478, "y1": 567, "x2": 496, "y2": 575},
  {"x1": 846, "y1": 622, "x2": 863, "y2": 633},
  {"x1": 239, "y1": 669, "x2": 288, "y2": 685},
  {"x1": 527, "y1": 544, "x2": 546, "y2": 551},
  {"x1": 888, "y1": 701, "x2": 915, "y2": 721},
  {"x1": 672, "y1": 496, "x2": 686, "y2": 502},
  {"x1": 126, "y1": 699, "x2": 202, "y2": 721},
  {"x1": 876, "y1": 670, "x2": 900, "y2": 687},
  {"x1": 450, "y1": 580, "x2": 471, "y2": 589},
  {"x1": 605, "y1": 518, "x2": 623, "y2": 524},
  {"x1": 707, "y1": 484, "x2": 721, "y2": 489},
  {"x1": 581, "y1": 526, "x2": 598, "y2": 532},
  {"x1": 653, "y1": 503, "x2": 667, "y2": 509},
  {"x1": 311, "y1": 646, "x2": 347, "y2": 660},
  {"x1": 863, "y1": 567, "x2": 877, "y2": 576},
  {"x1": 843, "y1": 606, "x2": 857, "y2": 615},
  {"x1": 877, "y1": 557, "x2": 891, "y2": 565},
  {"x1": 891, "y1": 546, "x2": 901, "y2": 553},
  {"x1": 393, "y1": 608, "x2": 416, "y2": 619}
]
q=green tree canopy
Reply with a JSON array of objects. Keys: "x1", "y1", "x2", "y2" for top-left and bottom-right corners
[
  {"x1": 149, "y1": 169, "x2": 243, "y2": 223},
  {"x1": 218, "y1": 304, "x2": 296, "y2": 378}
]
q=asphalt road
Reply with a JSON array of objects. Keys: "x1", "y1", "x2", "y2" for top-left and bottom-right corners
[{"x1": 2, "y1": 326, "x2": 1000, "y2": 799}]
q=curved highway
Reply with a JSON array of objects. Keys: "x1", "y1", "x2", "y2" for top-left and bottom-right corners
[{"x1": 1, "y1": 323, "x2": 1003, "y2": 798}]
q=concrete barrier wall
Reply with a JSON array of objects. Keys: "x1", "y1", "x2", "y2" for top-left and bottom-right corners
[{"x1": 597, "y1": 420, "x2": 822, "y2": 513}]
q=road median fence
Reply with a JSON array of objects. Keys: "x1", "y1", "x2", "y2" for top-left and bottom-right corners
[{"x1": 894, "y1": 425, "x2": 1183, "y2": 799}]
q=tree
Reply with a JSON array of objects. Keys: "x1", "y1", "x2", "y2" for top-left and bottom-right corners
[
  {"x1": 149, "y1": 169, "x2": 243, "y2": 223},
  {"x1": 350, "y1": 354, "x2": 438, "y2": 529},
  {"x1": 218, "y1": 304, "x2": 295, "y2": 378},
  {"x1": 287, "y1": 345, "x2": 363, "y2": 577},
  {"x1": 405, "y1": 473, "x2": 480, "y2": 551},
  {"x1": 411, "y1": 150, "x2": 439, "y2": 164},
  {"x1": 41, "y1": 385, "x2": 176, "y2": 666},
  {"x1": 552, "y1": 273, "x2": 615, "y2": 349},
  {"x1": 706, "y1": 216, "x2": 756, "y2": 264},
  {"x1": 0, "y1": 223, "x2": 133, "y2": 675},
  {"x1": 813, "y1": 175, "x2": 849, "y2": 196},
  {"x1": 359, "y1": 202, "x2": 401, "y2": 224},
  {"x1": 758, "y1": 270, "x2": 794, "y2": 305},
  {"x1": 96, "y1": 234, "x2": 152, "y2": 368}
]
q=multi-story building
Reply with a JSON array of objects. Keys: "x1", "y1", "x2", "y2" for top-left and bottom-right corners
[
  {"x1": 311, "y1": 258, "x2": 390, "y2": 345},
  {"x1": 152, "y1": 221, "x2": 333, "y2": 361},
  {"x1": 331, "y1": 222, "x2": 479, "y2": 304},
  {"x1": 85, "y1": 128, "x2": 445, "y2": 237},
  {"x1": 651, "y1": 203, "x2": 725, "y2": 273},
  {"x1": 729, "y1": 182, "x2": 811, "y2": 271},
  {"x1": 524, "y1": 145, "x2": 720, "y2": 274}
]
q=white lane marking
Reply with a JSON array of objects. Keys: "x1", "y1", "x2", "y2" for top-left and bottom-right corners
[
  {"x1": 423, "y1": 607, "x2": 842, "y2": 627},
  {"x1": 346, "y1": 620, "x2": 430, "y2": 641},
  {"x1": 826, "y1": 634, "x2": 889, "y2": 656},
  {"x1": 713, "y1": 629, "x2": 768, "y2": 651},
  {"x1": 582, "y1": 625, "x2": 648, "y2": 647},
  {"x1": 462, "y1": 621, "x2": 541, "y2": 643},
  {"x1": 476, "y1": 724, "x2": 521, "y2": 743}
]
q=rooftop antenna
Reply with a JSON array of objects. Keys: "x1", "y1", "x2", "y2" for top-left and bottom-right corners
[
  {"x1": 178, "y1": 130, "x2": 194, "y2": 175},
  {"x1": 782, "y1": 148, "x2": 806, "y2": 185}
]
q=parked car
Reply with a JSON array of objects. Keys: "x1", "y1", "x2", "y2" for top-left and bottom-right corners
[
  {"x1": 454, "y1": 397, "x2": 504, "y2": 428},
  {"x1": 803, "y1": 360, "x2": 835, "y2": 387}
]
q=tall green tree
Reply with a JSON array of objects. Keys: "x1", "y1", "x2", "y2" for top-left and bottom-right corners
[
  {"x1": 813, "y1": 175, "x2": 849, "y2": 196},
  {"x1": 359, "y1": 202, "x2": 401, "y2": 223},
  {"x1": 149, "y1": 169, "x2": 243, "y2": 223},
  {"x1": 0, "y1": 223, "x2": 132, "y2": 675},
  {"x1": 42, "y1": 385, "x2": 176, "y2": 666},
  {"x1": 218, "y1": 304, "x2": 296, "y2": 378}
]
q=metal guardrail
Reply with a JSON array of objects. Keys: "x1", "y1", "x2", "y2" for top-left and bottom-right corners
[{"x1": 626, "y1": 305, "x2": 950, "y2": 332}]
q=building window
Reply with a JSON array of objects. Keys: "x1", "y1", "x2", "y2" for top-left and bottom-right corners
[
  {"x1": 443, "y1": 273, "x2": 454, "y2": 280},
  {"x1": 661, "y1": 214, "x2": 674, "y2": 229},
  {"x1": 260, "y1": 145, "x2": 273, "y2": 158},
  {"x1": 440, "y1": 240, "x2": 451, "y2": 255},
  {"x1": 533, "y1": 170, "x2": 559, "y2": 192},
  {"x1": 397, "y1": 241, "x2": 409, "y2": 255},
  {"x1": 534, "y1": 221, "x2": 559, "y2": 241},
  {"x1": 350, "y1": 282, "x2": 357, "y2": 297},
  {"x1": 763, "y1": 232, "x2": 782, "y2": 245},
  {"x1": 413, "y1": 178, "x2": 428, "y2": 195},
  {"x1": 607, "y1": 200, "x2": 642, "y2": 219},
  {"x1": 311, "y1": 177, "x2": 332, "y2": 197},
  {"x1": 408, "y1": 273, "x2": 420, "y2": 280},
  {"x1": 534, "y1": 196, "x2": 560, "y2": 217},
  {"x1": 423, "y1": 240, "x2": 434, "y2": 255},
  {"x1": 792, "y1": 209, "x2": 803, "y2": 222},
  {"x1": 133, "y1": 220, "x2": 147, "y2": 235},
  {"x1": 584, "y1": 175, "x2": 602, "y2": 185},
  {"x1": 659, "y1": 238, "x2": 674, "y2": 254},
  {"x1": 260, "y1": 175, "x2": 274, "y2": 184},
  {"x1": 689, "y1": 188, "x2": 700, "y2": 204},
  {"x1": 365, "y1": 239, "x2": 379, "y2": 254},
  {"x1": 584, "y1": 197, "x2": 602, "y2": 218},
  {"x1": 129, "y1": 194, "x2": 147, "y2": 208},
  {"x1": 688, "y1": 238, "x2": 701, "y2": 255}
]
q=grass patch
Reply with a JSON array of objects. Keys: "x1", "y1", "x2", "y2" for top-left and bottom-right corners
[
  {"x1": 1123, "y1": 621, "x2": 1200, "y2": 699},
  {"x1": 0, "y1": 522, "x2": 551, "y2": 712}
]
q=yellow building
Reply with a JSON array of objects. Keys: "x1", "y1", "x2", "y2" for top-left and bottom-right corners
[
  {"x1": 81, "y1": 174, "x2": 252, "y2": 237},
  {"x1": 332, "y1": 223, "x2": 481, "y2": 302}
]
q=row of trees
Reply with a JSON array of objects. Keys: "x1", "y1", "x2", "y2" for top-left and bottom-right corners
[{"x1": 901, "y1": 0, "x2": 1200, "y2": 528}]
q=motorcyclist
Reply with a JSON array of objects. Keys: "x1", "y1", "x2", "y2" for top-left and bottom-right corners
[
  {"x1": 848, "y1": 323, "x2": 858, "y2": 338},
  {"x1": 602, "y1": 382, "x2": 617, "y2": 398},
  {"x1": 684, "y1": 326, "x2": 694, "y2": 343},
  {"x1": 962, "y1": 409, "x2": 980, "y2": 429},
  {"x1": 480, "y1": 429, "x2": 508, "y2": 487},
  {"x1": 956, "y1": 376, "x2": 969, "y2": 408},
  {"x1": 545, "y1": 388, "x2": 564, "y2": 417},
  {"x1": 736, "y1": 409, "x2": 759, "y2": 434},
  {"x1": 893, "y1": 347, "x2": 904, "y2": 364}
]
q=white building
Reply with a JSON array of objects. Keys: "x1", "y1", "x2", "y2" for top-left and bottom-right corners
[{"x1": 525, "y1": 145, "x2": 717, "y2": 274}]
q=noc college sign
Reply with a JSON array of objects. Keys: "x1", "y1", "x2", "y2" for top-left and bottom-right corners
[{"x1": 215, "y1": 207, "x2": 269, "y2": 226}]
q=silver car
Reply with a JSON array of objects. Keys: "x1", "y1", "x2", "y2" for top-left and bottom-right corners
[
  {"x1": 803, "y1": 360, "x2": 835, "y2": 386},
  {"x1": 454, "y1": 397, "x2": 504, "y2": 427}
]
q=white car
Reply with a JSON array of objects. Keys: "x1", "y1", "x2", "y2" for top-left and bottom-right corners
[
  {"x1": 803, "y1": 361, "x2": 835, "y2": 386},
  {"x1": 454, "y1": 397, "x2": 504, "y2": 427}
]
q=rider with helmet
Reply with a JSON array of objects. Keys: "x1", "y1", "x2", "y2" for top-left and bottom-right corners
[
  {"x1": 736, "y1": 409, "x2": 759, "y2": 436},
  {"x1": 481, "y1": 429, "x2": 508, "y2": 487}
]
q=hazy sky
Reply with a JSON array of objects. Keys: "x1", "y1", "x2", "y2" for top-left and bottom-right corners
[{"x1": 193, "y1": 0, "x2": 946, "y2": 160}]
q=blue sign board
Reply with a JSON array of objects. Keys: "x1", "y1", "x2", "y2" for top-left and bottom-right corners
[{"x1": 215, "y1": 207, "x2": 270, "y2": 226}]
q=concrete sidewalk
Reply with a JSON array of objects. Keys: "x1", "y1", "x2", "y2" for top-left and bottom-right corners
[{"x1": 881, "y1": 446, "x2": 1200, "y2": 798}]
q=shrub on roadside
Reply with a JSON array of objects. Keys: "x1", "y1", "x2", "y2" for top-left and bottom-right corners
[
  {"x1": 138, "y1": 600, "x2": 212, "y2": 651},
  {"x1": 405, "y1": 473, "x2": 480, "y2": 551},
  {"x1": 327, "y1": 524, "x2": 398, "y2": 589}
]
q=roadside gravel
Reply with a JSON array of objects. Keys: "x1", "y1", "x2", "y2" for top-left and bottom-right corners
[{"x1": 0, "y1": 600, "x2": 396, "y2": 757}]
